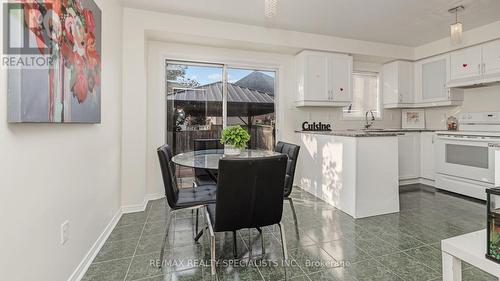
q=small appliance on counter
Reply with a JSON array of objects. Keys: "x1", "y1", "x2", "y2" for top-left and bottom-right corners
[
  {"x1": 435, "y1": 112, "x2": 500, "y2": 200},
  {"x1": 447, "y1": 116, "x2": 458, "y2": 131},
  {"x1": 486, "y1": 188, "x2": 500, "y2": 264}
]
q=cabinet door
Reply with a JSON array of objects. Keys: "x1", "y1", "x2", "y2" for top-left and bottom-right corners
[
  {"x1": 398, "y1": 133, "x2": 421, "y2": 180},
  {"x1": 483, "y1": 40, "x2": 500, "y2": 75},
  {"x1": 330, "y1": 55, "x2": 352, "y2": 102},
  {"x1": 305, "y1": 54, "x2": 330, "y2": 101},
  {"x1": 420, "y1": 132, "x2": 435, "y2": 180},
  {"x1": 382, "y1": 63, "x2": 399, "y2": 104},
  {"x1": 398, "y1": 61, "x2": 414, "y2": 103},
  {"x1": 422, "y1": 58, "x2": 447, "y2": 101},
  {"x1": 450, "y1": 46, "x2": 482, "y2": 81}
]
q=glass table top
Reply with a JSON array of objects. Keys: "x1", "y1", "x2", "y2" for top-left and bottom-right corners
[{"x1": 171, "y1": 149, "x2": 282, "y2": 170}]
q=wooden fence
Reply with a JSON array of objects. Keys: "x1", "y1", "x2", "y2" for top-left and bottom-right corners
[{"x1": 174, "y1": 125, "x2": 275, "y2": 154}]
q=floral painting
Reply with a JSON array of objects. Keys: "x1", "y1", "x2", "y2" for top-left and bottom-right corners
[{"x1": 7, "y1": 0, "x2": 101, "y2": 123}]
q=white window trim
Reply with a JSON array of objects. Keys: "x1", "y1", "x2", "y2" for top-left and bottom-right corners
[{"x1": 342, "y1": 71, "x2": 383, "y2": 121}]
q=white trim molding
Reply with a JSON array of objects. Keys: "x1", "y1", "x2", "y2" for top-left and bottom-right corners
[
  {"x1": 68, "y1": 209, "x2": 122, "y2": 281},
  {"x1": 68, "y1": 193, "x2": 164, "y2": 281},
  {"x1": 121, "y1": 193, "x2": 165, "y2": 214}
]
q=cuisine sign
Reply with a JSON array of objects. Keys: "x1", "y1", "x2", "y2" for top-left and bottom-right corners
[{"x1": 302, "y1": 122, "x2": 332, "y2": 132}]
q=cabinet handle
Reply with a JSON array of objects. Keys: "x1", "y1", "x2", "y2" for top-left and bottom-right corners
[
  {"x1": 478, "y1": 64, "x2": 481, "y2": 75},
  {"x1": 483, "y1": 63, "x2": 486, "y2": 74}
]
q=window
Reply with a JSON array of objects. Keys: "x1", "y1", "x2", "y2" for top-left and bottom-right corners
[
  {"x1": 165, "y1": 61, "x2": 276, "y2": 156},
  {"x1": 343, "y1": 72, "x2": 381, "y2": 119}
]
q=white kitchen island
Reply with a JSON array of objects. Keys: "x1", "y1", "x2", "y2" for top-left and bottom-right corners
[{"x1": 296, "y1": 131, "x2": 400, "y2": 218}]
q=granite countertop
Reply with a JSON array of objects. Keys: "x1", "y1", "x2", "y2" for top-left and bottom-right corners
[
  {"x1": 295, "y1": 130, "x2": 402, "y2": 137},
  {"x1": 295, "y1": 128, "x2": 444, "y2": 137}
]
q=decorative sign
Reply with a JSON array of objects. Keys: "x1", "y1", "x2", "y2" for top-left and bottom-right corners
[{"x1": 302, "y1": 121, "x2": 332, "y2": 131}]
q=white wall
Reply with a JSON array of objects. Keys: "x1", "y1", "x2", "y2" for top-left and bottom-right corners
[
  {"x1": 0, "y1": 1, "x2": 123, "y2": 280},
  {"x1": 425, "y1": 85, "x2": 500, "y2": 129}
]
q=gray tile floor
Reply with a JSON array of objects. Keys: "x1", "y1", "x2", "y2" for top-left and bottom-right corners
[{"x1": 83, "y1": 184, "x2": 497, "y2": 281}]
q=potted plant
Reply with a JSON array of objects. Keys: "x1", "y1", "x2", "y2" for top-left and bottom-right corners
[{"x1": 220, "y1": 125, "x2": 250, "y2": 155}]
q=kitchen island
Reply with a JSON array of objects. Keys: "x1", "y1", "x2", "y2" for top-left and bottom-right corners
[{"x1": 296, "y1": 130, "x2": 400, "y2": 218}]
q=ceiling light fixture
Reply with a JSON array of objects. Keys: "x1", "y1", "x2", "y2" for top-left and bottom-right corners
[
  {"x1": 449, "y1": 5, "x2": 465, "y2": 45},
  {"x1": 265, "y1": 0, "x2": 278, "y2": 18}
]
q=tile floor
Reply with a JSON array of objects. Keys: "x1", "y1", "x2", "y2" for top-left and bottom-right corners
[{"x1": 83, "y1": 184, "x2": 496, "y2": 281}]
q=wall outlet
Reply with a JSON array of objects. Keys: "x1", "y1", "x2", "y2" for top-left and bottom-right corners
[{"x1": 61, "y1": 220, "x2": 69, "y2": 245}]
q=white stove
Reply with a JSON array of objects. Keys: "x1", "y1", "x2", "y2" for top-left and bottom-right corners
[{"x1": 435, "y1": 112, "x2": 500, "y2": 200}]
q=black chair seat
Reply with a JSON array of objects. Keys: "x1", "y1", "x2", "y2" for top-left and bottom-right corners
[
  {"x1": 177, "y1": 185, "x2": 217, "y2": 207},
  {"x1": 194, "y1": 174, "x2": 217, "y2": 186}
]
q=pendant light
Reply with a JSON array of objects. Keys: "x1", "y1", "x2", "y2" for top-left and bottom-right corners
[
  {"x1": 449, "y1": 6, "x2": 464, "y2": 45},
  {"x1": 265, "y1": 0, "x2": 278, "y2": 18}
]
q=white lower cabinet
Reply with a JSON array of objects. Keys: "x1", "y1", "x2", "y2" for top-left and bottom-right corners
[
  {"x1": 398, "y1": 133, "x2": 421, "y2": 180},
  {"x1": 398, "y1": 132, "x2": 436, "y2": 182},
  {"x1": 420, "y1": 132, "x2": 435, "y2": 180}
]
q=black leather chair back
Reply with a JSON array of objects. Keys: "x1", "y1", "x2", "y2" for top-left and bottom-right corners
[
  {"x1": 157, "y1": 144, "x2": 180, "y2": 209},
  {"x1": 275, "y1": 142, "x2": 300, "y2": 197},
  {"x1": 214, "y1": 155, "x2": 287, "y2": 232},
  {"x1": 194, "y1": 139, "x2": 223, "y2": 177},
  {"x1": 194, "y1": 139, "x2": 224, "y2": 151}
]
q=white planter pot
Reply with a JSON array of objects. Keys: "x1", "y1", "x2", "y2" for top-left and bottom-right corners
[{"x1": 224, "y1": 145, "x2": 241, "y2": 156}]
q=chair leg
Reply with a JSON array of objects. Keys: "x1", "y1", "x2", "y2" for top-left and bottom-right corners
[
  {"x1": 232, "y1": 231, "x2": 238, "y2": 258},
  {"x1": 159, "y1": 208, "x2": 174, "y2": 269},
  {"x1": 203, "y1": 206, "x2": 217, "y2": 276},
  {"x1": 195, "y1": 208, "x2": 199, "y2": 235},
  {"x1": 248, "y1": 229, "x2": 253, "y2": 258},
  {"x1": 278, "y1": 222, "x2": 288, "y2": 261},
  {"x1": 286, "y1": 197, "x2": 300, "y2": 238},
  {"x1": 256, "y1": 228, "x2": 265, "y2": 255}
]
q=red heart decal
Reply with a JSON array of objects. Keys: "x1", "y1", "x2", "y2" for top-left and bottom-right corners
[{"x1": 462, "y1": 64, "x2": 468, "y2": 68}]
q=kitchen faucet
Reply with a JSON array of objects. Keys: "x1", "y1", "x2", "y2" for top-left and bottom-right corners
[{"x1": 364, "y1": 110, "x2": 375, "y2": 129}]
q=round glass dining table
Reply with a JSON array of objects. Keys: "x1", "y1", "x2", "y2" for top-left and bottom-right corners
[{"x1": 171, "y1": 149, "x2": 282, "y2": 170}]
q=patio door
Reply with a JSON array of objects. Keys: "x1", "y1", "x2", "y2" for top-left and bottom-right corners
[{"x1": 166, "y1": 61, "x2": 276, "y2": 155}]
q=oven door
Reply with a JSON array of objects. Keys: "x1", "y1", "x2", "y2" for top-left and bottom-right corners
[{"x1": 436, "y1": 135, "x2": 496, "y2": 183}]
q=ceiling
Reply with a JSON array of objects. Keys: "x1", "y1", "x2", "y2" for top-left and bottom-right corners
[{"x1": 122, "y1": 0, "x2": 500, "y2": 47}]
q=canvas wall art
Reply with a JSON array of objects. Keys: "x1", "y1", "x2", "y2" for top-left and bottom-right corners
[{"x1": 6, "y1": 0, "x2": 102, "y2": 123}]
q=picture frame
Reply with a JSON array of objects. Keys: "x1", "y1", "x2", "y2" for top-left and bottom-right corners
[{"x1": 402, "y1": 109, "x2": 426, "y2": 129}]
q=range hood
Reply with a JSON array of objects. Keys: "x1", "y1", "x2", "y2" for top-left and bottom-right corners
[{"x1": 447, "y1": 74, "x2": 500, "y2": 89}]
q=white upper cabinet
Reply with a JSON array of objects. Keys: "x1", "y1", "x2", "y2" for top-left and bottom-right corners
[
  {"x1": 483, "y1": 40, "x2": 500, "y2": 76},
  {"x1": 414, "y1": 55, "x2": 463, "y2": 107},
  {"x1": 382, "y1": 61, "x2": 414, "y2": 108},
  {"x1": 330, "y1": 54, "x2": 353, "y2": 102},
  {"x1": 448, "y1": 40, "x2": 500, "y2": 87},
  {"x1": 450, "y1": 46, "x2": 482, "y2": 81},
  {"x1": 296, "y1": 51, "x2": 352, "y2": 107}
]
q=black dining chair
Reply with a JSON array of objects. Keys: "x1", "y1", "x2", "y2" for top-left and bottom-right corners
[
  {"x1": 204, "y1": 155, "x2": 289, "y2": 276},
  {"x1": 275, "y1": 141, "x2": 301, "y2": 236},
  {"x1": 157, "y1": 144, "x2": 217, "y2": 268},
  {"x1": 193, "y1": 139, "x2": 223, "y2": 186}
]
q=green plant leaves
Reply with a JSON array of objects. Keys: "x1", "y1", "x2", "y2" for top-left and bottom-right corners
[{"x1": 220, "y1": 125, "x2": 251, "y2": 150}]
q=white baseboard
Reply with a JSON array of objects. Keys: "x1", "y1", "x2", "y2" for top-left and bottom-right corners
[
  {"x1": 399, "y1": 177, "x2": 435, "y2": 187},
  {"x1": 68, "y1": 192, "x2": 165, "y2": 281},
  {"x1": 121, "y1": 193, "x2": 165, "y2": 214},
  {"x1": 68, "y1": 208, "x2": 122, "y2": 281}
]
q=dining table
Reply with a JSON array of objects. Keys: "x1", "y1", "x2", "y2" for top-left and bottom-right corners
[{"x1": 171, "y1": 149, "x2": 283, "y2": 171}]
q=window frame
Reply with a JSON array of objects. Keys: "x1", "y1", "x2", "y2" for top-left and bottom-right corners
[{"x1": 342, "y1": 71, "x2": 383, "y2": 121}]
